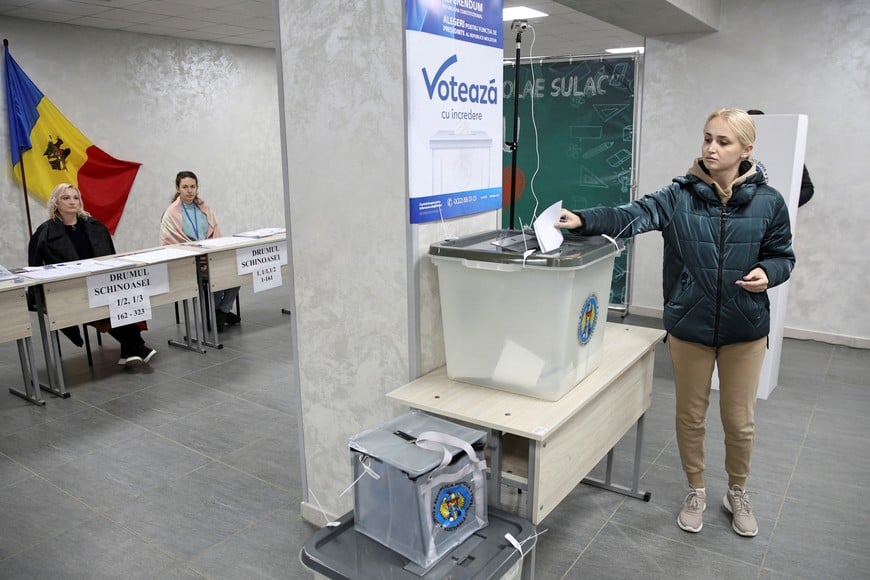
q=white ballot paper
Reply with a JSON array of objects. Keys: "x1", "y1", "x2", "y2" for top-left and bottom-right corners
[{"x1": 533, "y1": 200, "x2": 564, "y2": 253}]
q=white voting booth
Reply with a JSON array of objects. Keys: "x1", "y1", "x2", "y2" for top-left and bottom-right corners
[{"x1": 714, "y1": 114, "x2": 807, "y2": 400}]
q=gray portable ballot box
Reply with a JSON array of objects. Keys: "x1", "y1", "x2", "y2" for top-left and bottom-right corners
[{"x1": 348, "y1": 410, "x2": 489, "y2": 570}]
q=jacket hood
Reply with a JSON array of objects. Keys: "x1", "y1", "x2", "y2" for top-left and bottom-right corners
[{"x1": 677, "y1": 159, "x2": 765, "y2": 206}]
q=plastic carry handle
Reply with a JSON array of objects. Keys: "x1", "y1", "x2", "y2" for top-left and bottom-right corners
[
  {"x1": 414, "y1": 431, "x2": 487, "y2": 471},
  {"x1": 460, "y1": 259, "x2": 523, "y2": 272}
]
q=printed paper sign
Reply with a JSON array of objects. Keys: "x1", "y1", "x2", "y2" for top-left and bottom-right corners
[
  {"x1": 85, "y1": 264, "x2": 169, "y2": 327},
  {"x1": 109, "y1": 294, "x2": 152, "y2": 327},
  {"x1": 236, "y1": 242, "x2": 287, "y2": 293},
  {"x1": 252, "y1": 264, "x2": 282, "y2": 293},
  {"x1": 86, "y1": 264, "x2": 169, "y2": 307}
]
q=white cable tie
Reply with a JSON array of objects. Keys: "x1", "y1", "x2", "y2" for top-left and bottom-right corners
[
  {"x1": 522, "y1": 248, "x2": 535, "y2": 267},
  {"x1": 339, "y1": 455, "x2": 380, "y2": 497},
  {"x1": 307, "y1": 489, "x2": 343, "y2": 528},
  {"x1": 601, "y1": 216, "x2": 640, "y2": 256},
  {"x1": 504, "y1": 532, "x2": 523, "y2": 556},
  {"x1": 600, "y1": 234, "x2": 621, "y2": 255},
  {"x1": 438, "y1": 206, "x2": 456, "y2": 241}
]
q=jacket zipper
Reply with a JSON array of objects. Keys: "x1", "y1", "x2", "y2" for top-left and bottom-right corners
[{"x1": 713, "y1": 204, "x2": 728, "y2": 343}]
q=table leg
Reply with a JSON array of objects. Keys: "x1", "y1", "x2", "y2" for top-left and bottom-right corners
[
  {"x1": 581, "y1": 413, "x2": 651, "y2": 501},
  {"x1": 9, "y1": 337, "x2": 45, "y2": 406},
  {"x1": 488, "y1": 430, "x2": 503, "y2": 505},
  {"x1": 34, "y1": 290, "x2": 69, "y2": 398},
  {"x1": 197, "y1": 277, "x2": 223, "y2": 350},
  {"x1": 168, "y1": 297, "x2": 206, "y2": 353}
]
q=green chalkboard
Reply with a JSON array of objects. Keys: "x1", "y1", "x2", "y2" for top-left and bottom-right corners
[{"x1": 502, "y1": 56, "x2": 637, "y2": 305}]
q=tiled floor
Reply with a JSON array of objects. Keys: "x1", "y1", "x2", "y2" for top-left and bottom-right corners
[{"x1": 1, "y1": 293, "x2": 868, "y2": 579}]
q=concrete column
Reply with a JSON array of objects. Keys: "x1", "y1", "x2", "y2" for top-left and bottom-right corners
[{"x1": 275, "y1": 1, "x2": 499, "y2": 522}]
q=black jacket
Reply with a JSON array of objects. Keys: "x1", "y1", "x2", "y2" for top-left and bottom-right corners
[
  {"x1": 28, "y1": 216, "x2": 115, "y2": 266},
  {"x1": 575, "y1": 161, "x2": 795, "y2": 347}
]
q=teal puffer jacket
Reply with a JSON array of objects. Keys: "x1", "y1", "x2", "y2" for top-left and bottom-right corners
[{"x1": 575, "y1": 163, "x2": 794, "y2": 347}]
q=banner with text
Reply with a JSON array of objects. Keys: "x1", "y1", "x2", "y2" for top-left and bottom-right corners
[
  {"x1": 406, "y1": 0, "x2": 504, "y2": 223},
  {"x1": 86, "y1": 264, "x2": 170, "y2": 327}
]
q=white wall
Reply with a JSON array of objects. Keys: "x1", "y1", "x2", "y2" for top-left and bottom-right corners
[
  {"x1": 0, "y1": 17, "x2": 282, "y2": 268},
  {"x1": 630, "y1": 0, "x2": 870, "y2": 347}
]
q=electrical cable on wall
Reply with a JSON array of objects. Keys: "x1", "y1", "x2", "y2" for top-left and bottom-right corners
[{"x1": 523, "y1": 25, "x2": 543, "y2": 232}]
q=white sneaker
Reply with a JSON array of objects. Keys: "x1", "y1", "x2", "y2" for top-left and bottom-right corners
[
  {"x1": 117, "y1": 355, "x2": 143, "y2": 367},
  {"x1": 677, "y1": 487, "x2": 706, "y2": 533},
  {"x1": 723, "y1": 485, "x2": 758, "y2": 537}
]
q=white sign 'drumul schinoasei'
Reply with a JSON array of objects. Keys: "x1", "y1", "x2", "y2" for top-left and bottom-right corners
[
  {"x1": 85, "y1": 264, "x2": 170, "y2": 327},
  {"x1": 235, "y1": 242, "x2": 288, "y2": 292}
]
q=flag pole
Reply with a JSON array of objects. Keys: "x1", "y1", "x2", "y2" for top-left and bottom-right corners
[{"x1": 4, "y1": 39, "x2": 34, "y2": 236}]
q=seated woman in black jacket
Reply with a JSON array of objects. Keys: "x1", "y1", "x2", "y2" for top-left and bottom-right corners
[{"x1": 28, "y1": 183, "x2": 157, "y2": 366}]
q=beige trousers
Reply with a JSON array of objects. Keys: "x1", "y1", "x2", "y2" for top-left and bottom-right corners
[{"x1": 667, "y1": 334, "x2": 767, "y2": 489}]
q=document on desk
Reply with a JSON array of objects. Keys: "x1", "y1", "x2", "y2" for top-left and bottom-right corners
[
  {"x1": 233, "y1": 227, "x2": 285, "y2": 238},
  {"x1": 191, "y1": 237, "x2": 246, "y2": 248},
  {"x1": 120, "y1": 248, "x2": 199, "y2": 264},
  {"x1": 0, "y1": 265, "x2": 15, "y2": 281},
  {"x1": 57, "y1": 258, "x2": 137, "y2": 273},
  {"x1": 18, "y1": 264, "x2": 87, "y2": 280}
]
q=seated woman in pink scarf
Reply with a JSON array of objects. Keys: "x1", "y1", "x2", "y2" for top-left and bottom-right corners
[{"x1": 160, "y1": 170, "x2": 240, "y2": 331}]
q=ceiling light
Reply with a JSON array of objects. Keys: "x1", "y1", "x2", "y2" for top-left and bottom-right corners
[
  {"x1": 502, "y1": 7, "x2": 548, "y2": 21},
  {"x1": 605, "y1": 46, "x2": 645, "y2": 54}
]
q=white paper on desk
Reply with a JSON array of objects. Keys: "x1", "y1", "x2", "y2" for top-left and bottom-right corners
[
  {"x1": 233, "y1": 227, "x2": 285, "y2": 238},
  {"x1": 94, "y1": 258, "x2": 142, "y2": 269},
  {"x1": 0, "y1": 265, "x2": 15, "y2": 281},
  {"x1": 194, "y1": 237, "x2": 246, "y2": 248},
  {"x1": 18, "y1": 264, "x2": 86, "y2": 280},
  {"x1": 532, "y1": 200, "x2": 564, "y2": 253},
  {"x1": 58, "y1": 258, "x2": 130, "y2": 273},
  {"x1": 120, "y1": 247, "x2": 198, "y2": 264}
]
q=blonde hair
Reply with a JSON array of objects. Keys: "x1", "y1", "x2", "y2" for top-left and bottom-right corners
[
  {"x1": 46, "y1": 183, "x2": 91, "y2": 220},
  {"x1": 706, "y1": 108, "x2": 756, "y2": 147}
]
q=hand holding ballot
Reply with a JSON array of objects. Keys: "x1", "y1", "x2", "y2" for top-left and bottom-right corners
[{"x1": 556, "y1": 208, "x2": 583, "y2": 230}]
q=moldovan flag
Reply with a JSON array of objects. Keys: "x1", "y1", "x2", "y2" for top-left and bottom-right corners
[{"x1": 4, "y1": 48, "x2": 141, "y2": 234}]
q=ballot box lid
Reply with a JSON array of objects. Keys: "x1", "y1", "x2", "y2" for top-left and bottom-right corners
[
  {"x1": 429, "y1": 229, "x2": 622, "y2": 269},
  {"x1": 348, "y1": 410, "x2": 486, "y2": 478}
]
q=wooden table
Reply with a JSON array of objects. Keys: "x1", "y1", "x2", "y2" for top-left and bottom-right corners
[
  {"x1": 28, "y1": 253, "x2": 200, "y2": 398},
  {"x1": 177, "y1": 234, "x2": 288, "y2": 349},
  {"x1": 0, "y1": 277, "x2": 43, "y2": 406},
  {"x1": 387, "y1": 323, "x2": 665, "y2": 525}
]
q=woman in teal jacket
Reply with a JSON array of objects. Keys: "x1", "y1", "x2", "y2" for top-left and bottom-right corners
[{"x1": 558, "y1": 108, "x2": 794, "y2": 538}]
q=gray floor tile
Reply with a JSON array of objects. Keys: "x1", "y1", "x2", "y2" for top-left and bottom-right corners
[
  {"x1": 0, "y1": 516, "x2": 179, "y2": 580},
  {"x1": 562, "y1": 521, "x2": 760, "y2": 580},
  {"x1": 39, "y1": 431, "x2": 212, "y2": 512},
  {"x1": 826, "y1": 344, "x2": 870, "y2": 387},
  {"x1": 221, "y1": 427, "x2": 302, "y2": 492},
  {"x1": 97, "y1": 378, "x2": 237, "y2": 429},
  {"x1": 189, "y1": 504, "x2": 318, "y2": 579},
  {"x1": 763, "y1": 497, "x2": 870, "y2": 580},
  {"x1": 103, "y1": 461, "x2": 293, "y2": 560},
  {"x1": 0, "y1": 475, "x2": 98, "y2": 560},
  {"x1": 151, "y1": 398, "x2": 290, "y2": 459},
  {"x1": 0, "y1": 407, "x2": 150, "y2": 473},
  {"x1": 530, "y1": 484, "x2": 627, "y2": 577}
]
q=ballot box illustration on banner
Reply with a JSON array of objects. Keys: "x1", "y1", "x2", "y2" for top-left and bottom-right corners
[
  {"x1": 430, "y1": 231, "x2": 622, "y2": 401},
  {"x1": 429, "y1": 130, "x2": 493, "y2": 196},
  {"x1": 347, "y1": 410, "x2": 488, "y2": 570}
]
